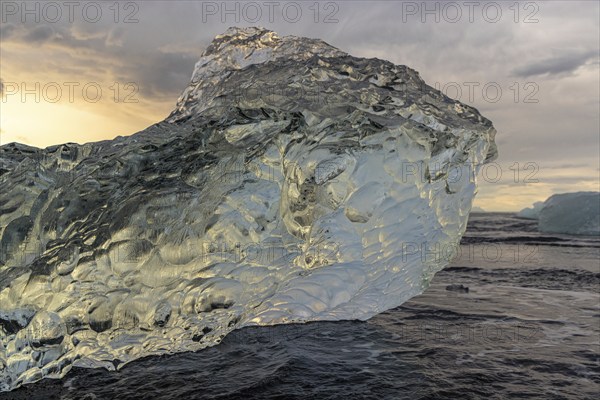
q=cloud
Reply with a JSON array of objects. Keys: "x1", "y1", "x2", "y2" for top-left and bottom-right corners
[
  {"x1": 23, "y1": 25, "x2": 55, "y2": 43},
  {"x1": 105, "y1": 27, "x2": 125, "y2": 47},
  {"x1": 511, "y1": 50, "x2": 597, "y2": 78},
  {"x1": 544, "y1": 163, "x2": 590, "y2": 170},
  {"x1": 0, "y1": 22, "x2": 16, "y2": 39},
  {"x1": 118, "y1": 50, "x2": 198, "y2": 99},
  {"x1": 1, "y1": 22, "x2": 198, "y2": 101}
]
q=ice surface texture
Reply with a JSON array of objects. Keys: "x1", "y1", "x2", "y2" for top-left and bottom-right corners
[{"x1": 0, "y1": 27, "x2": 497, "y2": 390}]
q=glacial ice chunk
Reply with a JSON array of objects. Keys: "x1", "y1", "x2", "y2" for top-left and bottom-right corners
[{"x1": 0, "y1": 27, "x2": 497, "y2": 391}]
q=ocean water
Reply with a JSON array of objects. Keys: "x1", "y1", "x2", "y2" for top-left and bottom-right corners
[{"x1": 4, "y1": 213, "x2": 599, "y2": 399}]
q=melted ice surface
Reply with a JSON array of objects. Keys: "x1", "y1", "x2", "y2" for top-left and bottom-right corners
[{"x1": 0, "y1": 27, "x2": 497, "y2": 390}]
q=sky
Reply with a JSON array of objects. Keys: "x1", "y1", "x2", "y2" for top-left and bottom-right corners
[{"x1": 0, "y1": 0, "x2": 599, "y2": 211}]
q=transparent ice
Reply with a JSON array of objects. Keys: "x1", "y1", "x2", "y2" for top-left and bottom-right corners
[{"x1": 0, "y1": 27, "x2": 497, "y2": 390}]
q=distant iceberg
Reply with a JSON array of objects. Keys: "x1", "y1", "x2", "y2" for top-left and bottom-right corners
[
  {"x1": 516, "y1": 201, "x2": 544, "y2": 219},
  {"x1": 519, "y1": 192, "x2": 600, "y2": 236},
  {"x1": 539, "y1": 192, "x2": 600, "y2": 236}
]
